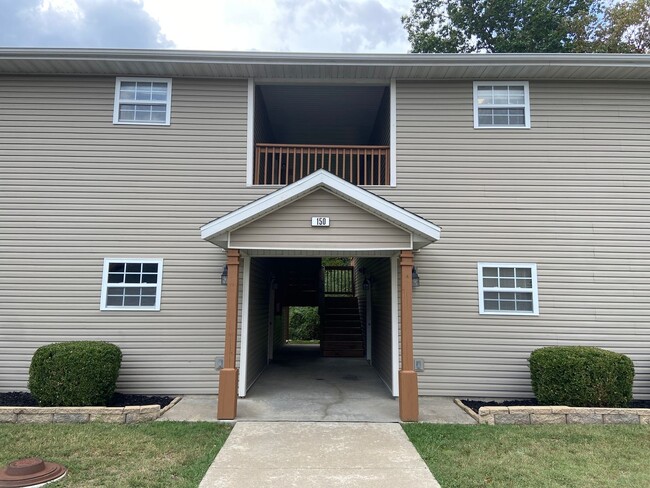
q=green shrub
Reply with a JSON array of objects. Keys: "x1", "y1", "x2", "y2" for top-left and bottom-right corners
[
  {"x1": 29, "y1": 341, "x2": 122, "y2": 407},
  {"x1": 289, "y1": 307, "x2": 320, "y2": 341},
  {"x1": 529, "y1": 346, "x2": 634, "y2": 407}
]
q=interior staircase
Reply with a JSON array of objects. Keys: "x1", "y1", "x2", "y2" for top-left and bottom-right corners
[{"x1": 321, "y1": 296, "x2": 364, "y2": 357}]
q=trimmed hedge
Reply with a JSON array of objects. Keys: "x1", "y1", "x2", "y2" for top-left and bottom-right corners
[
  {"x1": 529, "y1": 346, "x2": 634, "y2": 408},
  {"x1": 29, "y1": 341, "x2": 122, "y2": 407}
]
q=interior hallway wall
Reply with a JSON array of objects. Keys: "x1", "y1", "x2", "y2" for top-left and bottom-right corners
[{"x1": 355, "y1": 257, "x2": 393, "y2": 392}]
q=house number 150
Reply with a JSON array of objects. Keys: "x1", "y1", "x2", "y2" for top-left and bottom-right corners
[{"x1": 311, "y1": 217, "x2": 330, "y2": 227}]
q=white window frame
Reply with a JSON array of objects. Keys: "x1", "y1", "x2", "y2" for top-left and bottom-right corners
[
  {"x1": 113, "y1": 77, "x2": 172, "y2": 126},
  {"x1": 477, "y1": 262, "x2": 539, "y2": 315},
  {"x1": 473, "y1": 81, "x2": 530, "y2": 129},
  {"x1": 100, "y1": 258, "x2": 163, "y2": 311}
]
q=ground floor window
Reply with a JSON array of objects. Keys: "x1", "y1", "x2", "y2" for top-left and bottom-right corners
[
  {"x1": 100, "y1": 258, "x2": 163, "y2": 311},
  {"x1": 477, "y1": 263, "x2": 538, "y2": 315}
]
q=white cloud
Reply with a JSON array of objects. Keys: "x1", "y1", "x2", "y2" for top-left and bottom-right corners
[
  {"x1": 142, "y1": 0, "x2": 412, "y2": 52},
  {"x1": 0, "y1": 0, "x2": 173, "y2": 48},
  {"x1": 0, "y1": 0, "x2": 413, "y2": 52}
]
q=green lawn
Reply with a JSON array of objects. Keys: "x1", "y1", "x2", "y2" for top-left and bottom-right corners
[
  {"x1": 0, "y1": 422, "x2": 231, "y2": 487},
  {"x1": 403, "y1": 424, "x2": 650, "y2": 488}
]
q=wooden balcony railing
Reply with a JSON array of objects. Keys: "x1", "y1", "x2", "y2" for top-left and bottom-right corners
[
  {"x1": 323, "y1": 266, "x2": 355, "y2": 297},
  {"x1": 254, "y1": 143, "x2": 390, "y2": 186}
]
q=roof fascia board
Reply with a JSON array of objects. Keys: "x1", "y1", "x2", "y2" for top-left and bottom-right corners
[
  {"x1": 2, "y1": 48, "x2": 650, "y2": 67},
  {"x1": 2, "y1": 49, "x2": 650, "y2": 79}
]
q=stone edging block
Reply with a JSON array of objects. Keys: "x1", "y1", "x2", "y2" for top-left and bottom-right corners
[
  {"x1": 476, "y1": 404, "x2": 650, "y2": 425},
  {"x1": 0, "y1": 398, "x2": 181, "y2": 424}
]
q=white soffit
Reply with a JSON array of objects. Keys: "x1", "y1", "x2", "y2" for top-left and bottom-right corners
[{"x1": 200, "y1": 169, "x2": 441, "y2": 249}]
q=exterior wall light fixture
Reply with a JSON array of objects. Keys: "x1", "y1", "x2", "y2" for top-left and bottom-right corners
[
  {"x1": 220, "y1": 264, "x2": 228, "y2": 285},
  {"x1": 412, "y1": 267, "x2": 421, "y2": 288}
]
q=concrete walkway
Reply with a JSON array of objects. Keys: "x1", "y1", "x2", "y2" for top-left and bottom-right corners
[{"x1": 199, "y1": 422, "x2": 440, "y2": 488}]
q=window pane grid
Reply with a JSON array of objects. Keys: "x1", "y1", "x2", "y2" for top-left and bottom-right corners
[
  {"x1": 477, "y1": 85, "x2": 526, "y2": 106},
  {"x1": 482, "y1": 267, "x2": 532, "y2": 289},
  {"x1": 115, "y1": 79, "x2": 170, "y2": 124},
  {"x1": 480, "y1": 264, "x2": 537, "y2": 314},
  {"x1": 119, "y1": 81, "x2": 168, "y2": 102},
  {"x1": 106, "y1": 286, "x2": 157, "y2": 307},
  {"x1": 103, "y1": 259, "x2": 161, "y2": 310},
  {"x1": 475, "y1": 83, "x2": 528, "y2": 128},
  {"x1": 483, "y1": 291, "x2": 533, "y2": 312},
  {"x1": 108, "y1": 262, "x2": 158, "y2": 285},
  {"x1": 478, "y1": 108, "x2": 525, "y2": 127}
]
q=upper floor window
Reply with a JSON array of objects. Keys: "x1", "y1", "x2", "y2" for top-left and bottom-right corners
[
  {"x1": 478, "y1": 263, "x2": 538, "y2": 315},
  {"x1": 100, "y1": 258, "x2": 163, "y2": 311},
  {"x1": 473, "y1": 82, "x2": 530, "y2": 129},
  {"x1": 113, "y1": 78, "x2": 172, "y2": 125}
]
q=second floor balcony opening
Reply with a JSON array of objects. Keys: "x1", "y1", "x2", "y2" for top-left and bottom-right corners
[{"x1": 253, "y1": 84, "x2": 390, "y2": 186}]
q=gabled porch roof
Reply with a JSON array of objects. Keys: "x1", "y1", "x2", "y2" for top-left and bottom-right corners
[{"x1": 200, "y1": 169, "x2": 441, "y2": 250}]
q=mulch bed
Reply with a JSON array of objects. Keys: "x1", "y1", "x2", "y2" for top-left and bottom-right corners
[
  {"x1": 461, "y1": 398, "x2": 650, "y2": 414},
  {"x1": 0, "y1": 391, "x2": 175, "y2": 409}
]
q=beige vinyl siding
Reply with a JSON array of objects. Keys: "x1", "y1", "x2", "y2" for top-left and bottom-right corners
[
  {"x1": 244, "y1": 257, "x2": 272, "y2": 391},
  {"x1": 355, "y1": 257, "x2": 393, "y2": 392},
  {"x1": 229, "y1": 189, "x2": 411, "y2": 250},
  {"x1": 4, "y1": 73, "x2": 650, "y2": 402},
  {"x1": 0, "y1": 75, "x2": 271, "y2": 394},
  {"x1": 381, "y1": 79, "x2": 650, "y2": 398}
]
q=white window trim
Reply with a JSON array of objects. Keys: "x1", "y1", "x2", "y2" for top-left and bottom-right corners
[
  {"x1": 246, "y1": 79, "x2": 255, "y2": 186},
  {"x1": 473, "y1": 81, "x2": 530, "y2": 129},
  {"x1": 100, "y1": 258, "x2": 164, "y2": 311},
  {"x1": 113, "y1": 77, "x2": 172, "y2": 126},
  {"x1": 390, "y1": 78, "x2": 397, "y2": 187},
  {"x1": 477, "y1": 262, "x2": 539, "y2": 316}
]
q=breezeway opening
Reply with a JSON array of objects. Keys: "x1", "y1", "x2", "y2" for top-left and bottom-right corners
[{"x1": 237, "y1": 255, "x2": 399, "y2": 421}]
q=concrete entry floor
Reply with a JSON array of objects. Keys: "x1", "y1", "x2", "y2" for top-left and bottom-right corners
[
  {"x1": 237, "y1": 344, "x2": 398, "y2": 422},
  {"x1": 158, "y1": 344, "x2": 476, "y2": 423}
]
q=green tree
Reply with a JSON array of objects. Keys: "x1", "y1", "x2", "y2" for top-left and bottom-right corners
[
  {"x1": 402, "y1": 0, "x2": 650, "y2": 53},
  {"x1": 289, "y1": 307, "x2": 320, "y2": 341},
  {"x1": 592, "y1": 0, "x2": 650, "y2": 52}
]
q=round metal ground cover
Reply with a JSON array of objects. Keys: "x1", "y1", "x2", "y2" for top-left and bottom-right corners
[{"x1": 0, "y1": 458, "x2": 67, "y2": 488}]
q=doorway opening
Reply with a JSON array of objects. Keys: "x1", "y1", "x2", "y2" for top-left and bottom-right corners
[
  {"x1": 238, "y1": 255, "x2": 398, "y2": 420},
  {"x1": 287, "y1": 306, "x2": 320, "y2": 345}
]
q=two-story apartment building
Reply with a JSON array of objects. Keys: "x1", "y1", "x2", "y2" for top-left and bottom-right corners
[{"x1": 1, "y1": 49, "x2": 650, "y2": 420}]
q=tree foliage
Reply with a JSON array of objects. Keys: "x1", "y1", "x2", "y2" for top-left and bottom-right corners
[{"x1": 402, "y1": 0, "x2": 650, "y2": 53}]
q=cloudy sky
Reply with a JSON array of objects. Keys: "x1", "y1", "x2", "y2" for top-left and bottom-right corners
[{"x1": 0, "y1": 0, "x2": 414, "y2": 53}]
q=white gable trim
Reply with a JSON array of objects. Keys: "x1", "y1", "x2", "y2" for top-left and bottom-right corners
[{"x1": 200, "y1": 170, "x2": 441, "y2": 248}]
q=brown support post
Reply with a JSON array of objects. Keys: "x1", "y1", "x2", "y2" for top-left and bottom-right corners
[
  {"x1": 217, "y1": 249, "x2": 241, "y2": 420},
  {"x1": 399, "y1": 250, "x2": 419, "y2": 421}
]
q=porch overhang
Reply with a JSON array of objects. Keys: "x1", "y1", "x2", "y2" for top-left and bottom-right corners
[{"x1": 200, "y1": 169, "x2": 440, "y2": 251}]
